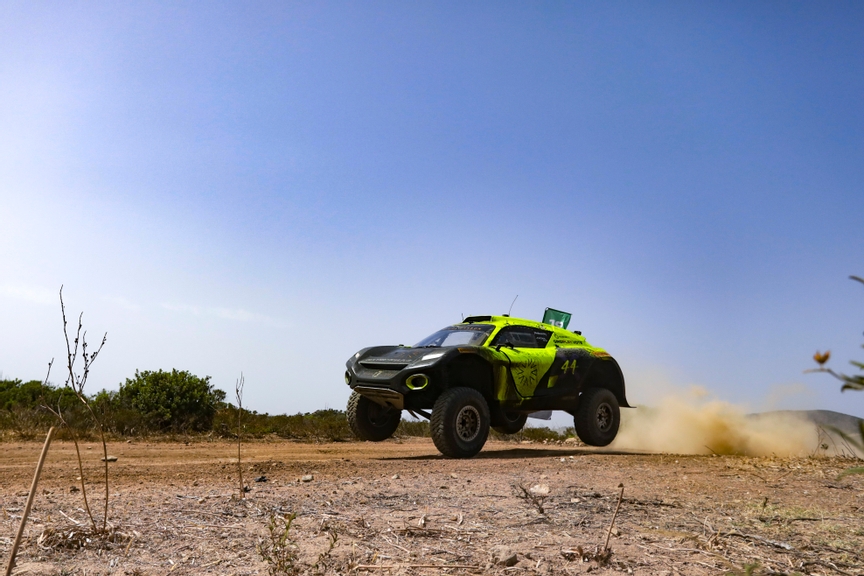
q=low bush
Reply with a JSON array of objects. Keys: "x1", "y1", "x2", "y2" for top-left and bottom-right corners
[
  {"x1": 115, "y1": 369, "x2": 226, "y2": 432},
  {"x1": 1, "y1": 376, "x2": 578, "y2": 443},
  {"x1": 0, "y1": 378, "x2": 93, "y2": 439},
  {"x1": 396, "y1": 419, "x2": 430, "y2": 437},
  {"x1": 213, "y1": 407, "x2": 353, "y2": 441}
]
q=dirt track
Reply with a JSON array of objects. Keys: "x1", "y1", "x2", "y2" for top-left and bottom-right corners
[{"x1": 2, "y1": 438, "x2": 863, "y2": 575}]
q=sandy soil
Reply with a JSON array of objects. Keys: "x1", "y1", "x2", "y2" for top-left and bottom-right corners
[{"x1": 1, "y1": 437, "x2": 863, "y2": 575}]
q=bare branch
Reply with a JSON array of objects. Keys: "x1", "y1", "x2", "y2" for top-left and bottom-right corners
[
  {"x1": 236, "y1": 373, "x2": 245, "y2": 499},
  {"x1": 52, "y1": 287, "x2": 110, "y2": 530}
]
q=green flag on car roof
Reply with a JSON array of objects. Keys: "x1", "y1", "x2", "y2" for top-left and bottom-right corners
[{"x1": 542, "y1": 308, "x2": 571, "y2": 329}]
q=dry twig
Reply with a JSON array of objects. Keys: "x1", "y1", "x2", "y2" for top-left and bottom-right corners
[
  {"x1": 603, "y1": 483, "x2": 624, "y2": 551},
  {"x1": 4, "y1": 426, "x2": 55, "y2": 576},
  {"x1": 236, "y1": 372, "x2": 245, "y2": 499}
]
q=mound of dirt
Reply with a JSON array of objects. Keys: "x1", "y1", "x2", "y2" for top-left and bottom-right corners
[{"x1": 749, "y1": 409, "x2": 864, "y2": 457}]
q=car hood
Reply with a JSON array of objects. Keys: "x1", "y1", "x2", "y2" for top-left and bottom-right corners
[{"x1": 363, "y1": 347, "x2": 449, "y2": 364}]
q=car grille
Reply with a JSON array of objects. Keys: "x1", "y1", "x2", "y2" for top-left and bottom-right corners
[{"x1": 359, "y1": 361, "x2": 410, "y2": 371}]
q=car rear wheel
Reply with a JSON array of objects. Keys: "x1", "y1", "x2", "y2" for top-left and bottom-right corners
[
  {"x1": 491, "y1": 411, "x2": 528, "y2": 435},
  {"x1": 431, "y1": 387, "x2": 491, "y2": 458},
  {"x1": 574, "y1": 388, "x2": 620, "y2": 446},
  {"x1": 347, "y1": 391, "x2": 402, "y2": 441}
]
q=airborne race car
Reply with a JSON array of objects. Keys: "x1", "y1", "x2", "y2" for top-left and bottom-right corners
[{"x1": 345, "y1": 313, "x2": 630, "y2": 458}]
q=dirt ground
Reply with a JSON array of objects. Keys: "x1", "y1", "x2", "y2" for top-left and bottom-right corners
[{"x1": 1, "y1": 437, "x2": 863, "y2": 575}]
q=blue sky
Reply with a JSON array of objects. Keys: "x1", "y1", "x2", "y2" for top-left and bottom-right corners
[{"x1": 1, "y1": 1, "x2": 863, "y2": 421}]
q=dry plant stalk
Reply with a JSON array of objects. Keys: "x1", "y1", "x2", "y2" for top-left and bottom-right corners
[
  {"x1": 236, "y1": 372, "x2": 245, "y2": 499},
  {"x1": 4, "y1": 426, "x2": 55, "y2": 576},
  {"x1": 516, "y1": 483, "x2": 547, "y2": 514},
  {"x1": 41, "y1": 382, "x2": 96, "y2": 529},
  {"x1": 603, "y1": 483, "x2": 625, "y2": 551},
  {"x1": 41, "y1": 286, "x2": 108, "y2": 532}
]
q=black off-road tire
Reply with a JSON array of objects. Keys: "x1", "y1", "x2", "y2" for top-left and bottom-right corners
[
  {"x1": 491, "y1": 411, "x2": 528, "y2": 435},
  {"x1": 346, "y1": 391, "x2": 402, "y2": 441},
  {"x1": 430, "y1": 387, "x2": 490, "y2": 458},
  {"x1": 574, "y1": 388, "x2": 620, "y2": 446}
]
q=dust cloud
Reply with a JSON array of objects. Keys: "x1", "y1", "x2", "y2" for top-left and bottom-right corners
[{"x1": 610, "y1": 387, "x2": 818, "y2": 456}]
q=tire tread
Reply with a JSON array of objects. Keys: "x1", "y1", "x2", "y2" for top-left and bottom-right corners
[
  {"x1": 346, "y1": 391, "x2": 401, "y2": 441},
  {"x1": 574, "y1": 387, "x2": 620, "y2": 446},
  {"x1": 430, "y1": 387, "x2": 490, "y2": 458}
]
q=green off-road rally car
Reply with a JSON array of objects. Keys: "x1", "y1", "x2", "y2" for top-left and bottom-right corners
[{"x1": 345, "y1": 308, "x2": 630, "y2": 458}]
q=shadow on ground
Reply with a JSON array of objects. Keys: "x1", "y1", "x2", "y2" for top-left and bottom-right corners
[{"x1": 382, "y1": 446, "x2": 648, "y2": 460}]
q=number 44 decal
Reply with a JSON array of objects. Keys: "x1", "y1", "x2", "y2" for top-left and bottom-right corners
[{"x1": 560, "y1": 359, "x2": 578, "y2": 375}]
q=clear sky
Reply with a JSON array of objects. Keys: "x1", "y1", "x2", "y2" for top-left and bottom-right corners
[{"x1": 2, "y1": 1, "x2": 863, "y2": 421}]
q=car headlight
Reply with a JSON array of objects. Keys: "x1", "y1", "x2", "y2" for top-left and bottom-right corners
[
  {"x1": 344, "y1": 371, "x2": 352, "y2": 385},
  {"x1": 421, "y1": 352, "x2": 445, "y2": 361}
]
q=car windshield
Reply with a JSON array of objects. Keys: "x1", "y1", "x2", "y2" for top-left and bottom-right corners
[{"x1": 414, "y1": 324, "x2": 494, "y2": 348}]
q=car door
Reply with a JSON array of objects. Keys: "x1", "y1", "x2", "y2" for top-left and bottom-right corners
[
  {"x1": 491, "y1": 326, "x2": 556, "y2": 399},
  {"x1": 532, "y1": 344, "x2": 595, "y2": 402}
]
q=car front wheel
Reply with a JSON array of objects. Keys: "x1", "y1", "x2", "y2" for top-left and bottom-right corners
[
  {"x1": 574, "y1": 387, "x2": 620, "y2": 446},
  {"x1": 346, "y1": 391, "x2": 402, "y2": 441},
  {"x1": 430, "y1": 387, "x2": 490, "y2": 458}
]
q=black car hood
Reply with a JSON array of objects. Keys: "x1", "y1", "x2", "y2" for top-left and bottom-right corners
[{"x1": 364, "y1": 347, "x2": 447, "y2": 364}]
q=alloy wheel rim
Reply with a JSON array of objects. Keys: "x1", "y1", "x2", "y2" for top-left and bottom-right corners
[
  {"x1": 369, "y1": 404, "x2": 393, "y2": 427},
  {"x1": 456, "y1": 405, "x2": 481, "y2": 441},
  {"x1": 596, "y1": 403, "x2": 612, "y2": 432}
]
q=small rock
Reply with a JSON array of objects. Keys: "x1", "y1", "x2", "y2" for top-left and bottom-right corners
[
  {"x1": 530, "y1": 484, "x2": 550, "y2": 496},
  {"x1": 449, "y1": 473, "x2": 458, "y2": 479},
  {"x1": 301, "y1": 474, "x2": 314, "y2": 483},
  {"x1": 611, "y1": 527, "x2": 620, "y2": 536},
  {"x1": 490, "y1": 545, "x2": 518, "y2": 567},
  {"x1": 564, "y1": 437, "x2": 578, "y2": 444},
  {"x1": 560, "y1": 458, "x2": 566, "y2": 462},
  {"x1": 242, "y1": 485, "x2": 251, "y2": 493},
  {"x1": 70, "y1": 486, "x2": 80, "y2": 493},
  {"x1": 391, "y1": 474, "x2": 400, "y2": 479},
  {"x1": 255, "y1": 476, "x2": 268, "y2": 483},
  {"x1": 101, "y1": 456, "x2": 118, "y2": 462}
]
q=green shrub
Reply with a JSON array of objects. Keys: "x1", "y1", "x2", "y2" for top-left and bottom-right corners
[
  {"x1": 489, "y1": 425, "x2": 576, "y2": 442},
  {"x1": 396, "y1": 419, "x2": 430, "y2": 437},
  {"x1": 213, "y1": 407, "x2": 353, "y2": 441},
  {"x1": 0, "y1": 379, "x2": 88, "y2": 438},
  {"x1": 115, "y1": 369, "x2": 226, "y2": 432}
]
